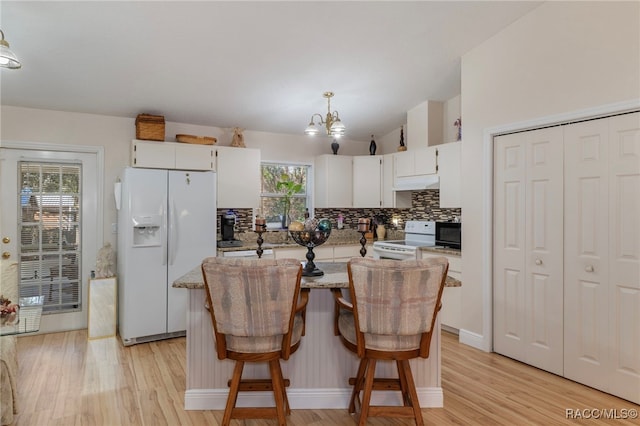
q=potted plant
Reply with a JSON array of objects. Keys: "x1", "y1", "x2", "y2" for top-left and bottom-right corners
[{"x1": 276, "y1": 173, "x2": 303, "y2": 229}]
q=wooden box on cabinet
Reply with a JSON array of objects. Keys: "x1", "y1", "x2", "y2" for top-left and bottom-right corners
[{"x1": 135, "y1": 114, "x2": 165, "y2": 141}]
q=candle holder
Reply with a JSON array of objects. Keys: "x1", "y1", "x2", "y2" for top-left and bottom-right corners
[
  {"x1": 358, "y1": 231, "x2": 368, "y2": 257},
  {"x1": 255, "y1": 219, "x2": 267, "y2": 259},
  {"x1": 357, "y1": 218, "x2": 370, "y2": 257},
  {"x1": 289, "y1": 218, "x2": 332, "y2": 276}
]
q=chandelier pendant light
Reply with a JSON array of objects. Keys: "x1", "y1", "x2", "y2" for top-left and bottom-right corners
[
  {"x1": 304, "y1": 91, "x2": 346, "y2": 138},
  {"x1": 0, "y1": 29, "x2": 21, "y2": 69}
]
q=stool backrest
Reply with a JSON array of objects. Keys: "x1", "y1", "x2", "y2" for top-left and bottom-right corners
[
  {"x1": 202, "y1": 257, "x2": 302, "y2": 337},
  {"x1": 347, "y1": 257, "x2": 449, "y2": 357}
]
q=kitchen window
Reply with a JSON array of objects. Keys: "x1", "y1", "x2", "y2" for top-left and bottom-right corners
[{"x1": 260, "y1": 163, "x2": 310, "y2": 229}]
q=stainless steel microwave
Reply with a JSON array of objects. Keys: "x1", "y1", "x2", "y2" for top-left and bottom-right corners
[{"x1": 435, "y1": 222, "x2": 461, "y2": 250}]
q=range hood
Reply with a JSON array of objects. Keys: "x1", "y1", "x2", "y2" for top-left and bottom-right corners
[{"x1": 393, "y1": 174, "x2": 440, "y2": 191}]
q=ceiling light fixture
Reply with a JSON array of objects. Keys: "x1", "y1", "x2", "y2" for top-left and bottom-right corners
[
  {"x1": 0, "y1": 29, "x2": 21, "y2": 69},
  {"x1": 304, "y1": 91, "x2": 346, "y2": 138}
]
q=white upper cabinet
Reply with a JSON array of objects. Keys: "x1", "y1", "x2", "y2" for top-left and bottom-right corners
[
  {"x1": 315, "y1": 154, "x2": 353, "y2": 208},
  {"x1": 406, "y1": 100, "x2": 443, "y2": 149},
  {"x1": 353, "y1": 155, "x2": 383, "y2": 208},
  {"x1": 437, "y1": 141, "x2": 461, "y2": 208},
  {"x1": 394, "y1": 147, "x2": 437, "y2": 178},
  {"x1": 216, "y1": 146, "x2": 261, "y2": 209},
  {"x1": 382, "y1": 154, "x2": 411, "y2": 208},
  {"x1": 131, "y1": 140, "x2": 215, "y2": 171}
]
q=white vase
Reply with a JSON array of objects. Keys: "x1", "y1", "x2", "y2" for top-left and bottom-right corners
[{"x1": 376, "y1": 224, "x2": 386, "y2": 240}]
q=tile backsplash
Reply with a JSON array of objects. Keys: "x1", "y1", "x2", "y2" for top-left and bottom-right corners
[
  {"x1": 218, "y1": 189, "x2": 461, "y2": 236},
  {"x1": 316, "y1": 190, "x2": 461, "y2": 230}
]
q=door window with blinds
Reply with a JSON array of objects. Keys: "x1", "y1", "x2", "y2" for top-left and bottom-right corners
[{"x1": 18, "y1": 162, "x2": 82, "y2": 313}]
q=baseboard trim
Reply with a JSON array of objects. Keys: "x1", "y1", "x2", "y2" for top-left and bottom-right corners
[
  {"x1": 185, "y1": 387, "x2": 443, "y2": 410},
  {"x1": 459, "y1": 328, "x2": 490, "y2": 352}
]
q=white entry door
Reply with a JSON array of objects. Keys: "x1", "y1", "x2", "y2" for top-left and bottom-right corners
[{"x1": 0, "y1": 145, "x2": 100, "y2": 333}]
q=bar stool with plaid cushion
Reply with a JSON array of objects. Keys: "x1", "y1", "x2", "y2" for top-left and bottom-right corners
[
  {"x1": 332, "y1": 256, "x2": 448, "y2": 426},
  {"x1": 201, "y1": 257, "x2": 308, "y2": 426}
]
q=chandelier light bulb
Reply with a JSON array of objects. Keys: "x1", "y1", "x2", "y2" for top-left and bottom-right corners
[
  {"x1": 304, "y1": 92, "x2": 346, "y2": 137},
  {"x1": 0, "y1": 30, "x2": 22, "y2": 69}
]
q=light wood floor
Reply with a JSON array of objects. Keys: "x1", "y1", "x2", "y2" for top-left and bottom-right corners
[{"x1": 12, "y1": 330, "x2": 638, "y2": 425}]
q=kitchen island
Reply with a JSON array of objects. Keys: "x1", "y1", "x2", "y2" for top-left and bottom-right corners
[{"x1": 173, "y1": 262, "x2": 445, "y2": 410}]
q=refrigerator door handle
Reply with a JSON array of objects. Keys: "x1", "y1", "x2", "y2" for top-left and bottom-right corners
[
  {"x1": 168, "y1": 200, "x2": 177, "y2": 265},
  {"x1": 161, "y1": 195, "x2": 168, "y2": 266}
]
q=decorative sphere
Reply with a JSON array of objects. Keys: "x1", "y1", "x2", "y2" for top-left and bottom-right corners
[
  {"x1": 289, "y1": 217, "x2": 331, "y2": 248},
  {"x1": 289, "y1": 221, "x2": 304, "y2": 231},
  {"x1": 317, "y1": 218, "x2": 332, "y2": 232}
]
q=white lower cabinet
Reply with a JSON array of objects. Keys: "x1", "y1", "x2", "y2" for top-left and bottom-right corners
[
  {"x1": 275, "y1": 244, "x2": 368, "y2": 263},
  {"x1": 493, "y1": 112, "x2": 640, "y2": 404},
  {"x1": 333, "y1": 244, "x2": 368, "y2": 262},
  {"x1": 274, "y1": 245, "x2": 333, "y2": 262},
  {"x1": 420, "y1": 252, "x2": 462, "y2": 331}
]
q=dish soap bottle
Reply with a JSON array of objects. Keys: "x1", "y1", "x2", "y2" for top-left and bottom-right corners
[{"x1": 337, "y1": 213, "x2": 344, "y2": 230}]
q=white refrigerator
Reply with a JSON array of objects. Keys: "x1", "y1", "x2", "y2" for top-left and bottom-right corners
[{"x1": 116, "y1": 167, "x2": 216, "y2": 345}]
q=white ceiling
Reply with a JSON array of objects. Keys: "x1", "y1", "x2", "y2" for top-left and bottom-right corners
[{"x1": 0, "y1": 1, "x2": 541, "y2": 141}]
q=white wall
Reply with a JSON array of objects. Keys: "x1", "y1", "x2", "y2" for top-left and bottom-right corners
[
  {"x1": 459, "y1": 1, "x2": 640, "y2": 349},
  {"x1": 1, "y1": 106, "x2": 368, "y2": 253}
]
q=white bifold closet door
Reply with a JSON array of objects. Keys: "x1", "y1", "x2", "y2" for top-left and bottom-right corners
[
  {"x1": 564, "y1": 112, "x2": 640, "y2": 404},
  {"x1": 493, "y1": 126, "x2": 564, "y2": 375}
]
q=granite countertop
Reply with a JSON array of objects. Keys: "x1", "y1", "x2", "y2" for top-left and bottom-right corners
[
  {"x1": 420, "y1": 246, "x2": 462, "y2": 257},
  {"x1": 173, "y1": 262, "x2": 461, "y2": 290},
  {"x1": 173, "y1": 263, "x2": 349, "y2": 289}
]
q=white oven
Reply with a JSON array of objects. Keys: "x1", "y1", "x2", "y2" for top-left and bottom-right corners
[{"x1": 372, "y1": 221, "x2": 435, "y2": 261}]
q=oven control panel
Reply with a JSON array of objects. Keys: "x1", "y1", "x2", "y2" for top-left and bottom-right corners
[{"x1": 404, "y1": 220, "x2": 435, "y2": 235}]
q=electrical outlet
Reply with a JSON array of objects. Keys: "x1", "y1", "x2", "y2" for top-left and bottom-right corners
[{"x1": 111, "y1": 223, "x2": 117, "y2": 234}]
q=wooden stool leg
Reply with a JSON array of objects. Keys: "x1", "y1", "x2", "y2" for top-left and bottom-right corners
[
  {"x1": 357, "y1": 359, "x2": 376, "y2": 426},
  {"x1": 268, "y1": 359, "x2": 287, "y2": 426},
  {"x1": 399, "y1": 359, "x2": 424, "y2": 426},
  {"x1": 224, "y1": 360, "x2": 245, "y2": 426},
  {"x1": 274, "y1": 359, "x2": 291, "y2": 415},
  {"x1": 396, "y1": 359, "x2": 410, "y2": 406},
  {"x1": 349, "y1": 358, "x2": 368, "y2": 413}
]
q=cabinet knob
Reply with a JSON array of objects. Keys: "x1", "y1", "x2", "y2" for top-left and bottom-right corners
[
  {"x1": 535, "y1": 259, "x2": 542, "y2": 265},
  {"x1": 2, "y1": 237, "x2": 9, "y2": 244},
  {"x1": 585, "y1": 265, "x2": 594, "y2": 273},
  {"x1": 2, "y1": 252, "x2": 10, "y2": 259}
]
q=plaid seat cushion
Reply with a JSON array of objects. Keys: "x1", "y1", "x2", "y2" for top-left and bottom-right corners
[
  {"x1": 225, "y1": 313, "x2": 304, "y2": 353},
  {"x1": 338, "y1": 311, "x2": 422, "y2": 352}
]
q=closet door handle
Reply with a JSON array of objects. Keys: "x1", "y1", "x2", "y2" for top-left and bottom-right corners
[
  {"x1": 585, "y1": 265, "x2": 594, "y2": 273},
  {"x1": 535, "y1": 259, "x2": 542, "y2": 265}
]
